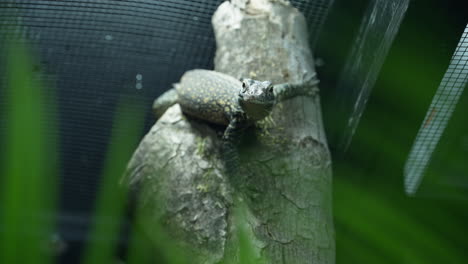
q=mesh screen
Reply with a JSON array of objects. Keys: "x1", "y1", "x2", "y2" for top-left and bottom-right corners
[
  {"x1": 0, "y1": 0, "x2": 333, "y2": 217},
  {"x1": 404, "y1": 24, "x2": 468, "y2": 195},
  {"x1": 332, "y1": 0, "x2": 410, "y2": 151}
]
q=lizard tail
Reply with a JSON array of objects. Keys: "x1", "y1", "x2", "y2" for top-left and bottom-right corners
[{"x1": 152, "y1": 88, "x2": 178, "y2": 120}]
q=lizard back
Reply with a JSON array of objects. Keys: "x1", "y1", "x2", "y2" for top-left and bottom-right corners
[{"x1": 176, "y1": 69, "x2": 241, "y2": 125}]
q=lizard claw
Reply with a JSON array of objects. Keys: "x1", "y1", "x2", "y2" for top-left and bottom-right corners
[{"x1": 303, "y1": 71, "x2": 319, "y2": 86}]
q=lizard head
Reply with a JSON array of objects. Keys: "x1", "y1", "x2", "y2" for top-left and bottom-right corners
[{"x1": 238, "y1": 78, "x2": 275, "y2": 121}]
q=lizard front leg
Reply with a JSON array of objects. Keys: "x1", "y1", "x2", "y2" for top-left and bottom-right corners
[
  {"x1": 221, "y1": 114, "x2": 247, "y2": 177},
  {"x1": 274, "y1": 73, "x2": 320, "y2": 102}
]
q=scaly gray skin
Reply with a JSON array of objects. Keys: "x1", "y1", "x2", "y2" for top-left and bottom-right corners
[{"x1": 153, "y1": 69, "x2": 319, "y2": 175}]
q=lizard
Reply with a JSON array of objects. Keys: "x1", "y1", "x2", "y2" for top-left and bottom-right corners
[{"x1": 152, "y1": 69, "x2": 319, "y2": 175}]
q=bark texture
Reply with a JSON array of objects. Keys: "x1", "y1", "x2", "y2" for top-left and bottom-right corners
[{"x1": 123, "y1": 0, "x2": 334, "y2": 263}]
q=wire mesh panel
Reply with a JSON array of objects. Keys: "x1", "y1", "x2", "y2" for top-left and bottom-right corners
[
  {"x1": 332, "y1": 0, "x2": 410, "y2": 151},
  {"x1": 290, "y1": 0, "x2": 334, "y2": 48},
  {"x1": 0, "y1": 0, "x2": 222, "y2": 215},
  {"x1": 404, "y1": 24, "x2": 468, "y2": 195},
  {"x1": 0, "y1": 0, "x2": 334, "y2": 240}
]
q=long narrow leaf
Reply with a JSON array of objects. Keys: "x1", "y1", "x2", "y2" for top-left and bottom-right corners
[
  {"x1": 82, "y1": 98, "x2": 145, "y2": 264},
  {"x1": 1, "y1": 40, "x2": 58, "y2": 264}
]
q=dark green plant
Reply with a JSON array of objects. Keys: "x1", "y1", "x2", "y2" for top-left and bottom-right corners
[
  {"x1": 1, "y1": 39, "x2": 57, "y2": 264},
  {"x1": 0, "y1": 40, "x2": 265, "y2": 264}
]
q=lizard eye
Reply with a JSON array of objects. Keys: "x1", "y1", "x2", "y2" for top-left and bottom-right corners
[
  {"x1": 268, "y1": 86, "x2": 274, "y2": 93},
  {"x1": 242, "y1": 82, "x2": 246, "y2": 88}
]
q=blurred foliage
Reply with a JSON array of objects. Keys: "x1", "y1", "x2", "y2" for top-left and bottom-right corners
[
  {"x1": 334, "y1": 169, "x2": 467, "y2": 264},
  {"x1": 1, "y1": 37, "x2": 58, "y2": 264},
  {"x1": 81, "y1": 98, "x2": 145, "y2": 264},
  {"x1": 0, "y1": 38, "x2": 268, "y2": 264},
  {"x1": 318, "y1": 1, "x2": 468, "y2": 263}
]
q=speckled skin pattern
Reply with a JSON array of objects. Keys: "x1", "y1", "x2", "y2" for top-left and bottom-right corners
[
  {"x1": 153, "y1": 69, "x2": 317, "y2": 176},
  {"x1": 154, "y1": 69, "x2": 317, "y2": 128},
  {"x1": 175, "y1": 69, "x2": 243, "y2": 125}
]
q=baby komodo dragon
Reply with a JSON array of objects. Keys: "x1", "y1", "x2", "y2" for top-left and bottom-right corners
[{"x1": 153, "y1": 69, "x2": 319, "y2": 175}]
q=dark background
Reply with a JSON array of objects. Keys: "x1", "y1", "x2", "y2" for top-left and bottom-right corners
[
  {"x1": 0, "y1": 0, "x2": 467, "y2": 263},
  {"x1": 317, "y1": 0, "x2": 468, "y2": 263}
]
